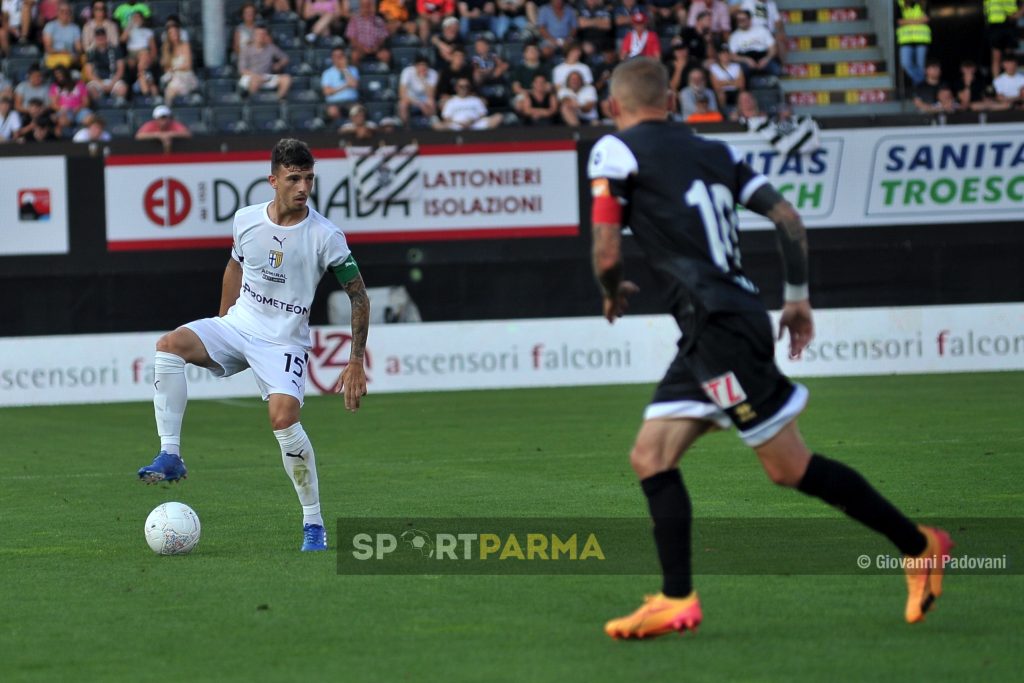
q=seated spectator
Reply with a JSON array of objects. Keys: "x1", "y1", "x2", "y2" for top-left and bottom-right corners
[
  {"x1": 458, "y1": 0, "x2": 498, "y2": 38},
  {"x1": 234, "y1": 3, "x2": 260, "y2": 56},
  {"x1": 83, "y1": 28, "x2": 128, "y2": 103},
  {"x1": 494, "y1": 0, "x2": 529, "y2": 39},
  {"x1": 417, "y1": 0, "x2": 456, "y2": 45},
  {"x1": 24, "y1": 112, "x2": 59, "y2": 142},
  {"x1": 239, "y1": 25, "x2": 293, "y2": 99},
  {"x1": 558, "y1": 70, "x2": 598, "y2": 126},
  {"x1": 303, "y1": 0, "x2": 347, "y2": 44},
  {"x1": 688, "y1": 0, "x2": 730, "y2": 43},
  {"x1": 260, "y1": 0, "x2": 295, "y2": 18},
  {"x1": 72, "y1": 112, "x2": 111, "y2": 141},
  {"x1": 667, "y1": 38, "x2": 699, "y2": 96},
  {"x1": 730, "y1": 89, "x2": 766, "y2": 125},
  {"x1": 431, "y1": 15, "x2": 464, "y2": 65},
  {"x1": 683, "y1": 10, "x2": 716, "y2": 66},
  {"x1": 379, "y1": 0, "x2": 416, "y2": 36},
  {"x1": 42, "y1": 2, "x2": 82, "y2": 70},
  {"x1": 120, "y1": 9, "x2": 156, "y2": 69},
  {"x1": 163, "y1": 14, "x2": 190, "y2": 44},
  {"x1": 709, "y1": 45, "x2": 743, "y2": 109},
  {"x1": 912, "y1": 59, "x2": 945, "y2": 112},
  {"x1": 433, "y1": 77, "x2": 502, "y2": 129},
  {"x1": 551, "y1": 43, "x2": 593, "y2": 89},
  {"x1": 14, "y1": 65, "x2": 52, "y2": 116},
  {"x1": 516, "y1": 72, "x2": 558, "y2": 124},
  {"x1": 620, "y1": 10, "x2": 660, "y2": 60},
  {"x1": 322, "y1": 47, "x2": 360, "y2": 121},
  {"x1": 0, "y1": 73, "x2": 9, "y2": 98},
  {"x1": 113, "y1": 2, "x2": 151, "y2": 29},
  {"x1": 954, "y1": 60, "x2": 989, "y2": 112},
  {"x1": 612, "y1": 0, "x2": 641, "y2": 38},
  {"x1": 136, "y1": 104, "x2": 191, "y2": 149},
  {"x1": 49, "y1": 66, "x2": 91, "y2": 131},
  {"x1": 933, "y1": 85, "x2": 960, "y2": 113},
  {"x1": 728, "y1": 9, "x2": 780, "y2": 78},
  {"x1": 471, "y1": 36, "x2": 507, "y2": 86},
  {"x1": 436, "y1": 46, "x2": 473, "y2": 105},
  {"x1": 346, "y1": 0, "x2": 391, "y2": 65},
  {"x1": 160, "y1": 22, "x2": 198, "y2": 103},
  {"x1": 536, "y1": 0, "x2": 578, "y2": 57},
  {"x1": 649, "y1": 0, "x2": 680, "y2": 28},
  {"x1": 131, "y1": 48, "x2": 159, "y2": 97},
  {"x1": 679, "y1": 68, "x2": 718, "y2": 119},
  {"x1": 992, "y1": 53, "x2": 1024, "y2": 108},
  {"x1": 687, "y1": 91, "x2": 724, "y2": 122},
  {"x1": 0, "y1": 94, "x2": 21, "y2": 141},
  {"x1": 83, "y1": 2, "x2": 121, "y2": 51},
  {"x1": 589, "y1": 44, "x2": 618, "y2": 117},
  {"x1": 509, "y1": 43, "x2": 550, "y2": 103},
  {"x1": 399, "y1": 54, "x2": 439, "y2": 124},
  {"x1": 741, "y1": 0, "x2": 785, "y2": 62},
  {"x1": 1, "y1": 0, "x2": 32, "y2": 56},
  {"x1": 340, "y1": 103, "x2": 378, "y2": 139},
  {"x1": 577, "y1": 0, "x2": 613, "y2": 59},
  {"x1": 33, "y1": 0, "x2": 62, "y2": 36}
]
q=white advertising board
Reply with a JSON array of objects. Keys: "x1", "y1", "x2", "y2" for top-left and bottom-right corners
[{"x1": 0, "y1": 156, "x2": 69, "y2": 255}]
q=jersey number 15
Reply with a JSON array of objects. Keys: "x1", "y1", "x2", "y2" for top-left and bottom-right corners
[{"x1": 685, "y1": 180, "x2": 742, "y2": 273}]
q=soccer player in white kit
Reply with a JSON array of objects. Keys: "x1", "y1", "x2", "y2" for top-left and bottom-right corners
[{"x1": 137, "y1": 139, "x2": 370, "y2": 552}]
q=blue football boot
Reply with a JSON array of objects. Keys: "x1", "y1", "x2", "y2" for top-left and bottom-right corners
[
  {"x1": 138, "y1": 451, "x2": 188, "y2": 484},
  {"x1": 302, "y1": 523, "x2": 328, "y2": 552}
]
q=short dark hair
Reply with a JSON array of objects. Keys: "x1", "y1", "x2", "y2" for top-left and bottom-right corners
[
  {"x1": 271, "y1": 138, "x2": 315, "y2": 174},
  {"x1": 925, "y1": 59, "x2": 941, "y2": 68}
]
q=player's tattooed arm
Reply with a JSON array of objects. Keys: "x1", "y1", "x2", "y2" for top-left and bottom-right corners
[
  {"x1": 592, "y1": 222, "x2": 640, "y2": 323},
  {"x1": 747, "y1": 184, "x2": 808, "y2": 299},
  {"x1": 333, "y1": 274, "x2": 370, "y2": 411},
  {"x1": 219, "y1": 258, "x2": 243, "y2": 316}
]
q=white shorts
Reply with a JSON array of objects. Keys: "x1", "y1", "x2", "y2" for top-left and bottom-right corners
[
  {"x1": 238, "y1": 73, "x2": 280, "y2": 90},
  {"x1": 185, "y1": 316, "x2": 308, "y2": 404}
]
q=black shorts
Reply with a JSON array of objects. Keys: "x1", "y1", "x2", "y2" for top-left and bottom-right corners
[
  {"x1": 988, "y1": 22, "x2": 1019, "y2": 52},
  {"x1": 647, "y1": 311, "x2": 807, "y2": 446}
]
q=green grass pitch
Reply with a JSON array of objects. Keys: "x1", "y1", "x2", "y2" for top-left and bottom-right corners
[{"x1": 2, "y1": 373, "x2": 1021, "y2": 682}]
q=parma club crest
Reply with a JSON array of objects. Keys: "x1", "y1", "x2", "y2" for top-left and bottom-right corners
[{"x1": 269, "y1": 249, "x2": 284, "y2": 269}]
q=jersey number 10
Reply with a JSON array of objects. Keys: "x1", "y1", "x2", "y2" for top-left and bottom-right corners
[{"x1": 685, "y1": 180, "x2": 742, "y2": 273}]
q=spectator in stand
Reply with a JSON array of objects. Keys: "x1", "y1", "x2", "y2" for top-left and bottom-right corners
[
  {"x1": 34, "y1": 0, "x2": 62, "y2": 36},
  {"x1": 742, "y1": 0, "x2": 785, "y2": 62},
  {"x1": 509, "y1": 42, "x2": 549, "y2": 106},
  {"x1": 558, "y1": 69, "x2": 598, "y2": 125},
  {"x1": 551, "y1": 42, "x2": 593, "y2": 88},
  {"x1": 709, "y1": 44, "x2": 744, "y2": 110},
  {"x1": 984, "y1": 0, "x2": 1022, "y2": 79},
  {"x1": 434, "y1": 76, "x2": 502, "y2": 129},
  {"x1": 131, "y1": 47, "x2": 159, "y2": 97},
  {"x1": 516, "y1": 72, "x2": 558, "y2": 124},
  {"x1": 303, "y1": 0, "x2": 347, "y2": 44},
  {"x1": 83, "y1": 2, "x2": 120, "y2": 51},
  {"x1": 239, "y1": 25, "x2": 293, "y2": 99},
  {"x1": 436, "y1": 46, "x2": 473, "y2": 105},
  {"x1": 471, "y1": 36, "x2": 507, "y2": 86},
  {"x1": 234, "y1": 3, "x2": 260, "y2": 57},
  {"x1": 620, "y1": 10, "x2": 660, "y2": 60},
  {"x1": 431, "y1": 15, "x2": 464, "y2": 64},
  {"x1": 49, "y1": 65, "x2": 91, "y2": 132},
  {"x1": 121, "y1": 9, "x2": 156, "y2": 70},
  {"x1": 340, "y1": 102, "x2": 378, "y2": 138},
  {"x1": 992, "y1": 53, "x2": 1024, "y2": 108},
  {"x1": 911, "y1": 59, "x2": 946, "y2": 112},
  {"x1": 458, "y1": 0, "x2": 498, "y2": 38},
  {"x1": 72, "y1": 112, "x2": 111, "y2": 141},
  {"x1": 135, "y1": 104, "x2": 191, "y2": 150},
  {"x1": 417, "y1": 0, "x2": 456, "y2": 45},
  {"x1": 14, "y1": 65, "x2": 52, "y2": 116},
  {"x1": 159, "y1": 21, "x2": 198, "y2": 103},
  {"x1": 667, "y1": 37, "x2": 699, "y2": 96},
  {"x1": 113, "y1": 2, "x2": 151, "y2": 29},
  {"x1": 83, "y1": 27, "x2": 128, "y2": 103},
  {"x1": 895, "y1": 0, "x2": 930, "y2": 87},
  {"x1": 14, "y1": 98, "x2": 50, "y2": 138},
  {"x1": 0, "y1": 72, "x2": 9, "y2": 97},
  {"x1": 1, "y1": 0, "x2": 32, "y2": 56},
  {"x1": 686, "y1": 90, "x2": 724, "y2": 122},
  {"x1": 577, "y1": 0, "x2": 613, "y2": 59},
  {"x1": 346, "y1": 0, "x2": 391, "y2": 65},
  {"x1": 612, "y1": 0, "x2": 641, "y2": 39},
  {"x1": 649, "y1": 0, "x2": 679, "y2": 29},
  {"x1": 321, "y1": 47, "x2": 360, "y2": 121},
  {"x1": 728, "y1": 9, "x2": 780, "y2": 78},
  {"x1": 730, "y1": 88, "x2": 766, "y2": 124},
  {"x1": 42, "y1": 2, "x2": 82, "y2": 70},
  {"x1": 24, "y1": 112, "x2": 59, "y2": 142},
  {"x1": 379, "y1": 0, "x2": 416, "y2": 36},
  {"x1": 954, "y1": 60, "x2": 990, "y2": 111},
  {"x1": 535, "y1": 0, "x2": 578, "y2": 57},
  {"x1": 261, "y1": 0, "x2": 296, "y2": 18},
  {"x1": 398, "y1": 54, "x2": 438, "y2": 125},
  {"x1": 679, "y1": 67, "x2": 718, "y2": 119},
  {"x1": 590, "y1": 44, "x2": 619, "y2": 117},
  {"x1": 933, "y1": 85, "x2": 960, "y2": 113},
  {"x1": 688, "y1": 0, "x2": 730, "y2": 44},
  {"x1": 0, "y1": 94, "x2": 21, "y2": 141},
  {"x1": 495, "y1": 0, "x2": 529, "y2": 39}
]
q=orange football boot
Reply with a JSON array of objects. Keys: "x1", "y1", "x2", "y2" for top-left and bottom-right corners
[
  {"x1": 905, "y1": 526, "x2": 954, "y2": 623},
  {"x1": 605, "y1": 592, "x2": 702, "y2": 639}
]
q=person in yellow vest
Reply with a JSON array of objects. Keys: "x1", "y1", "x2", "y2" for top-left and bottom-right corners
[
  {"x1": 985, "y1": 0, "x2": 1024, "y2": 79},
  {"x1": 896, "y1": 0, "x2": 931, "y2": 86}
]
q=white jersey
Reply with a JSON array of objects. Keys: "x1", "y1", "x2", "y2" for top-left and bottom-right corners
[{"x1": 225, "y1": 201, "x2": 351, "y2": 348}]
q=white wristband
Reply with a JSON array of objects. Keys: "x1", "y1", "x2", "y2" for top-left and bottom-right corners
[{"x1": 784, "y1": 283, "x2": 810, "y2": 302}]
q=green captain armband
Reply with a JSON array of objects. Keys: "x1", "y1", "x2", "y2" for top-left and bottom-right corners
[{"x1": 332, "y1": 254, "x2": 361, "y2": 285}]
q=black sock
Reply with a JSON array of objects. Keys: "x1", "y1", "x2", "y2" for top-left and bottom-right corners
[
  {"x1": 640, "y1": 469, "x2": 693, "y2": 598},
  {"x1": 797, "y1": 454, "x2": 927, "y2": 556}
]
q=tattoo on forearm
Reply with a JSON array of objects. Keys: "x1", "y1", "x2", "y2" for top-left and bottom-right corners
[
  {"x1": 592, "y1": 222, "x2": 623, "y2": 297},
  {"x1": 767, "y1": 199, "x2": 809, "y2": 286},
  {"x1": 343, "y1": 276, "x2": 370, "y2": 361}
]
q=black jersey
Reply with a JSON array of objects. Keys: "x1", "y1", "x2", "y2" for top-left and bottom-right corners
[{"x1": 588, "y1": 120, "x2": 770, "y2": 334}]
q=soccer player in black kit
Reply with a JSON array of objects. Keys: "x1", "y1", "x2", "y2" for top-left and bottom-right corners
[{"x1": 589, "y1": 58, "x2": 953, "y2": 639}]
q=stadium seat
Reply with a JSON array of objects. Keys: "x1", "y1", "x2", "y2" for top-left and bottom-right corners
[
  {"x1": 359, "y1": 61, "x2": 391, "y2": 75},
  {"x1": 249, "y1": 90, "x2": 282, "y2": 104},
  {"x1": 391, "y1": 33, "x2": 423, "y2": 47},
  {"x1": 172, "y1": 106, "x2": 204, "y2": 127},
  {"x1": 364, "y1": 101, "x2": 395, "y2": 123},
  {"x1": 148, "y1": 0, "x2": 182, "y2": 25},
  {"x1": 205, "y1": 64, "x2": 238, "y2": 79},
  {"x1": 286, "y1": 89, "x2": 320, "y2": 103},
  {"x1": 392, "y1": 46, "x2": 421, "y2": 70},
  {"x1": 500, "y1": 42, "x2": 524, "y2": 64},
  {"x1": 248, "y1": 104, "x2": 287, "y2": 131},
  {"x1": 286, "y1": 49, "x2": 315, "y2": 75},
  {"x1": 9, "y1": 43, "x2": 40, "y2": 58},
  {"x1": 360, "y1": 74, "x2": 396, "y2": 102},
  {"x1": 95, "y1": 108, "x2": 130, "y2": 127},
  {"x1": 479, "y1": 83, "x2": 509, "y2": 109},
  {"x1": 5, "y1": 57, "x2": 39, "y2": 83},
  {"x1": 209, "y1": 104, "x2": 248, "y2": 133},
  {"x1": 310, "y1": 48, "x2": 333, "y2": 70},
  {"x1": 285, "y1": 103, "x2": 324, "y2": 131}
]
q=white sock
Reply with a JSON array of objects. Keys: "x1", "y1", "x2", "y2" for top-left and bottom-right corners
[
  {"x1": 153, "y1": 351, "x2": 187, "y2": 457},
  {"x1": 274, "y1": 422, "x2": 323, "y2": 527}
]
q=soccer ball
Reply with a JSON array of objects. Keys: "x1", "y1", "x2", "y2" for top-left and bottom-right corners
[{"x1": 144, "y1": 502, "x2": 201, "y2": 555}]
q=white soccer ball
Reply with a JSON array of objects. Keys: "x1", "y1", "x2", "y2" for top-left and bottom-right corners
[{"x1": 145, "y1": 502, "x2": 201, "y2": 555}]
